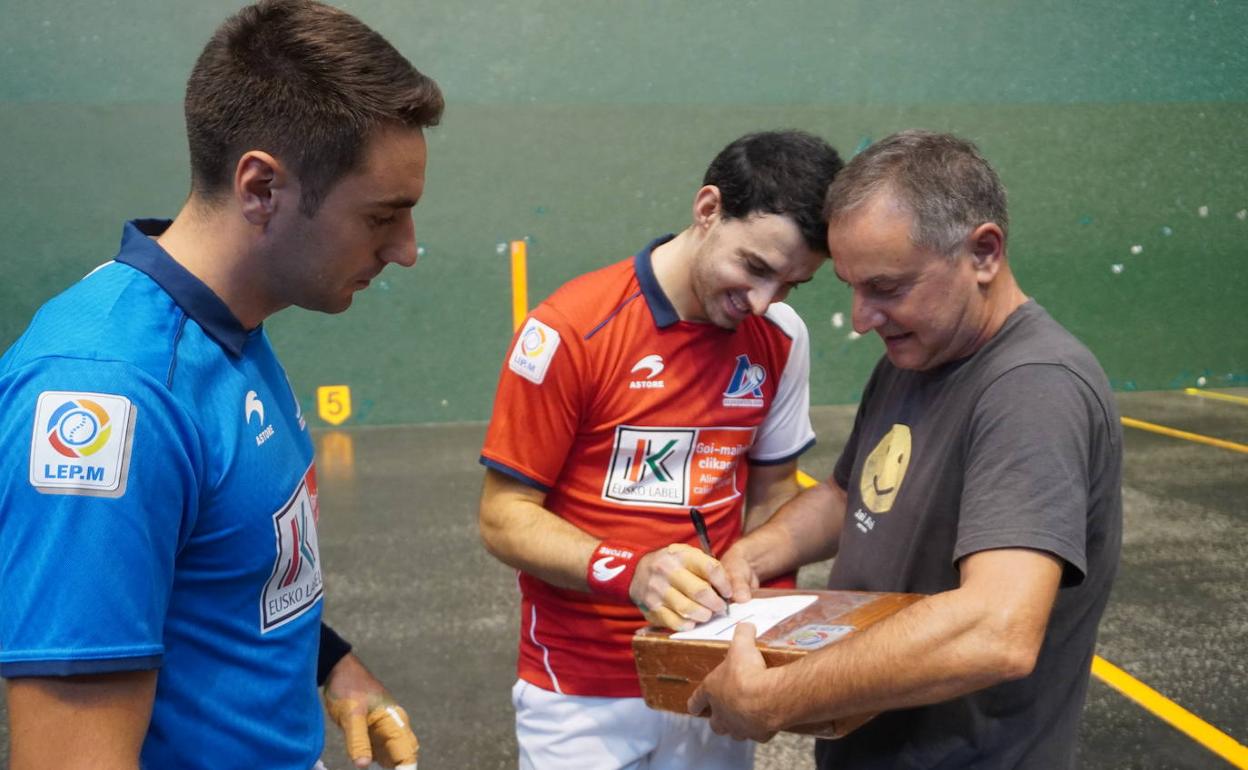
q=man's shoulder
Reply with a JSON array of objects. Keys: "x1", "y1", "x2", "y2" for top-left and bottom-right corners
[
  {"x1": 4, "y1": 262, "x2": 185, "y2": 387},
  {"x1": 757, "y1": 302, "x2": 807, "y2": 341},
  {"x1": 541, "y1": 256, "x2": 640, "y2": 332},
  {"x1": 978, "y1": 301, "x2": 1108, "y2": 386}
]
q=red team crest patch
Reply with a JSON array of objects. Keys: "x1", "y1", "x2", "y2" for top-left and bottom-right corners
[{"x1": 602, "y1": 425, "x2": 756, "y2": 509}]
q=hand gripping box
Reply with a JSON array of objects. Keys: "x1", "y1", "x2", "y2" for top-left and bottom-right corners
[{"x1": 632, "y1": 588, "x2": 923, "y2": 738}]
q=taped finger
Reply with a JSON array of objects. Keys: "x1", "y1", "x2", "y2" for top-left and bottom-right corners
[
  {"x1": 367, "y1": 703, "x2": 419, "y2": 766},
  {"x1": 662, "y1": 584, "x2": 715, "y2": 624},
  {"x1": 645, "y1": 604, "x2": 689, "y2": 631},
  {"x1": 669, "y1": 569, "x2": 727, "y2": 615}
]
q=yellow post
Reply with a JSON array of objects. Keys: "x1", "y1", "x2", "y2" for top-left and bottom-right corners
[{"x1": 510, "y1": 240, "x2": 529, "y2": 332}]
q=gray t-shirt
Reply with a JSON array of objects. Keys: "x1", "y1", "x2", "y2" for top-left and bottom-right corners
[{"x1": 817, "y1": 301, "x2": 1123, "y2": 770}]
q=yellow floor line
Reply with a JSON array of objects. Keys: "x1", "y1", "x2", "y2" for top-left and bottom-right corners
[
  {"x1": 1092, "y1": 656, "x2": 1248, "y2": 768},
  {"x1": 795, "y1": 469, "x2": 819, "y2": 488},
  {"x1": 1184, "y1": 388, "x2": 1248, "y2": 407},
  {"x1": 1120, "y1": 416, "x2": 1248, "y2": 454}
]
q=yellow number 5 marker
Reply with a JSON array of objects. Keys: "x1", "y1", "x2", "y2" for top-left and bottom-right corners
[{"x1": 317, "y1": 385, "x2": 353, "y2": 426}]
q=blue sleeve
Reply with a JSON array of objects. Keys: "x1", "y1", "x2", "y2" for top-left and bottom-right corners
[{"x1": 0, "y1": 358, "x2": 201, "y2": 677}]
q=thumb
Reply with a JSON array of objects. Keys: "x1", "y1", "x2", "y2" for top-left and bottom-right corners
[
  {"x1": 345, "y1": 711, "x2": 374, "y2": 767},
  {"x1": 687, "y1": 683, "x2": 710, "y2": 717},
  {"x1": 729, "y1": 621, "x2": 759, "y2": 664},
  {"x1": 728, "y1": 571, "x2": 753, "y2": 604},
  {"x1": 326, "y1": 695, "x2": 373, "y2": 766}
]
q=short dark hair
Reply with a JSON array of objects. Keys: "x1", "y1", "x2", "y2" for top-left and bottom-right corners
[
  {"x1": 185, "y1": 0, "x2": 444, "y2": 215},
  {"x1": 823, "y1": 130, "x2": 1008, "y2": 257},
  {"x1": 703, "y1": 131, "x2": 844, "y2": 254}
]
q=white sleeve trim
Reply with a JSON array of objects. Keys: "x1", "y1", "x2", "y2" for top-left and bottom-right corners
[{"x1": 750, "y1": 303, "x2": 815, "y2": 462}]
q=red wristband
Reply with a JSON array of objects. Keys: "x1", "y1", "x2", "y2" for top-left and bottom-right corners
[{"x1": 586, "y1": 540, "x2": 645, "y2": 602}]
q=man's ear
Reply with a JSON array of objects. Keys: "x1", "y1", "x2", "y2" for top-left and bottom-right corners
[
  {"x1": 968, "y1": 222, "x2": 1005, "y2": 285},
  {"x1": 234, "y1": 151, "x2": 292, "y2": 226},
  {"x1": 691, "y1": 185, "x2": 723, "y2": 233}
]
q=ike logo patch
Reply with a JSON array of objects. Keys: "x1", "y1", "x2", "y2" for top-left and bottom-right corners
[
  {"x1": 261, "y1": 465, "x2": 324, "y2": 633},
  {"x1": 509, "y1": 318, "x2": 561, "y2": 385},
  {"x1": 29, "y1": 391, "x2": 136, "y2": 497},
  {"x1": 602, "y1": 426, "x2": 756, "y2": 508}
]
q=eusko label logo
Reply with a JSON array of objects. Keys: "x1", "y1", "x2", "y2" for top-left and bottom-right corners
[
  {"x1": 45, "y1": 398, "x2": 112, "y2": 457},
  {"x1": 261, "y1": 465, "x2": 323, "y2": 632},
  {"x1": 29, "y1": 391, "x2": 135, "y2": 497},
  {"x1": 601, "y1": 425, "x2": 756, "y2": 509},
  {"x1": 603, "y1": 427, "x2": 696, "y2": 506}
]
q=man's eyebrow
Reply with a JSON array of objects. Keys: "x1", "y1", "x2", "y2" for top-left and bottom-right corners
[{"x1": 370, "y1": 196, "x2": 418, "y2": 209}]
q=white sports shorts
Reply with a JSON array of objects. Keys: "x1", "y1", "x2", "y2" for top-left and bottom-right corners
[{"x1": 512, "y1": 679, "x2": 754, "y2": 770}]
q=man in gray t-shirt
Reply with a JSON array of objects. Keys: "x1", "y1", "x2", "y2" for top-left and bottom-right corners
[{"x1": 687, "y1": 131, "x2": 1122, "y2": 770}]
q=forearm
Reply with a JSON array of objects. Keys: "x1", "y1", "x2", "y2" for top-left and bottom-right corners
[
  {"x1": 768, "y1": 595, "x2": 1004, "y2": 727},
  {"x1": 742, "y1": 463, "x2": 801, "y2": 534},
  {"x1": 737, "y1": 480, "x2": 845, "y2": 581},
  {"x1": 478, "y1": 472, "x2": 600, "y2": 590},
  {"x1": 481, "y1": 497, "x2": 599, "y2": 589},
  {"x1": 764, "y1": 550, "x2": 1060, "y2": 728}
]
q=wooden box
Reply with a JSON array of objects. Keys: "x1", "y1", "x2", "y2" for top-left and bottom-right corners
[{"x1": 632, "y1": 588, "x2": 922, "y2": 738}]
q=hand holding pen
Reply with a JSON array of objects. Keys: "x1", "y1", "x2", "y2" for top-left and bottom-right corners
[
  {"x1": 689, "y1": 507, "x2": 731, "y2": 616},
  {"x1": 625, "y1": 507, "x2": 731, "y2": 630}
]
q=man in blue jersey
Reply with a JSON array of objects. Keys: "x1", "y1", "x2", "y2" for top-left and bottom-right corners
[{"x1": 0, "y1": 1, "x2": 442, "y2": 768}]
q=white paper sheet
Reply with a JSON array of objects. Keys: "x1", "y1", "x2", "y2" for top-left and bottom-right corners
[{"x1": 669, "y1": 594, "x2": 818, "y2": 642}]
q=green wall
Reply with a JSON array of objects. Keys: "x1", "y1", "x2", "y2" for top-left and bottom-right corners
[{"x1": 3, "y1": 1, "x2": 1245, "y2": 425}]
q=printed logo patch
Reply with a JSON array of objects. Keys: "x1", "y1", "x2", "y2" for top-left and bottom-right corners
[
  {"x1": 859, "y1": 423, "x2": 911, "y2": 514},
  {"x1": 261, "y1": 465, "x2": 324, "y2": 632},
  {"x1": 245, "y1": 390, "x2": 265, "y2": 425},
  {"x1": 509, "y1": 318, "x2": 561, "y2": 385},
  {"x1": 29, "y1": 391, "x2": 135, "y2": 497},
  {"x1": 592, "y1": 555, "x2": 627, "y2": 582},
  {"x1": 246, "y1": 388, "x2": 276, "y2": 447},
  {"x1": 629, "y1": 354, "x2": 665, "y2": 390},
  {"x1": 602, "y1": 426, "x2": 755, "y2": 508},
  {"x1": 722, "y1": 354, "x2": 766, "y2": 408},
  {"x1": 768, "y1": 624, "x2": 856, "y2": 651}
]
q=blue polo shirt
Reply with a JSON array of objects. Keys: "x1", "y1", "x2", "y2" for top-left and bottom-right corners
[{"x1": 0, "y1": 220, "x2": 324, "y2": 768}]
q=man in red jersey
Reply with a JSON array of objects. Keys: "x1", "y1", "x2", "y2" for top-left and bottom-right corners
[{"x1": 478, "y1": 131, "x2": 842, "y2": 769}]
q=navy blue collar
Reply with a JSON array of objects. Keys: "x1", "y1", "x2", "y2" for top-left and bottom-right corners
[
  {"x1": 633, "y1": 234, "x2": 679, "y2": 329},
  {"x1": 114, "y1": 219, "x2": 251, "y2": 357}
]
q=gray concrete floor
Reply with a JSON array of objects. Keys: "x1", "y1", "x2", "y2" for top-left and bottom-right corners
[{"x1": 2, "y1": 390, "x2": 1244, "y2": 768}]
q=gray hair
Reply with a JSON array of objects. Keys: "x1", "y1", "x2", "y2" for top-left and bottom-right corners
[{"x1": 822, "y1": 130, "x2": 1008, "y2": 257}]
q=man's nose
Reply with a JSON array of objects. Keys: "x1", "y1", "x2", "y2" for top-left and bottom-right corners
[
  {"x1": 748, "y1": 282, "x2": 784, "y2": 315},
  {"x1": 381, "y1": 215, "x2": 418, "y2": 267},
  {"x1": 852, "y1": 292, "x2": 885, "y2": 333}
]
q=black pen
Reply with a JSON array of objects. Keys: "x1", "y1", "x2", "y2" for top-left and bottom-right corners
[
  {"x1": 689, "y1": 507, "x2": 713, "y2": 556},
  {"x1": 689, "y1": 507, "x2": 730, "y2": 616}
]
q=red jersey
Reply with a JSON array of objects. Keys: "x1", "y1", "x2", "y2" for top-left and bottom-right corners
[{"x1": 480, "y1": 236, "x2": 815, "y2": 696}]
